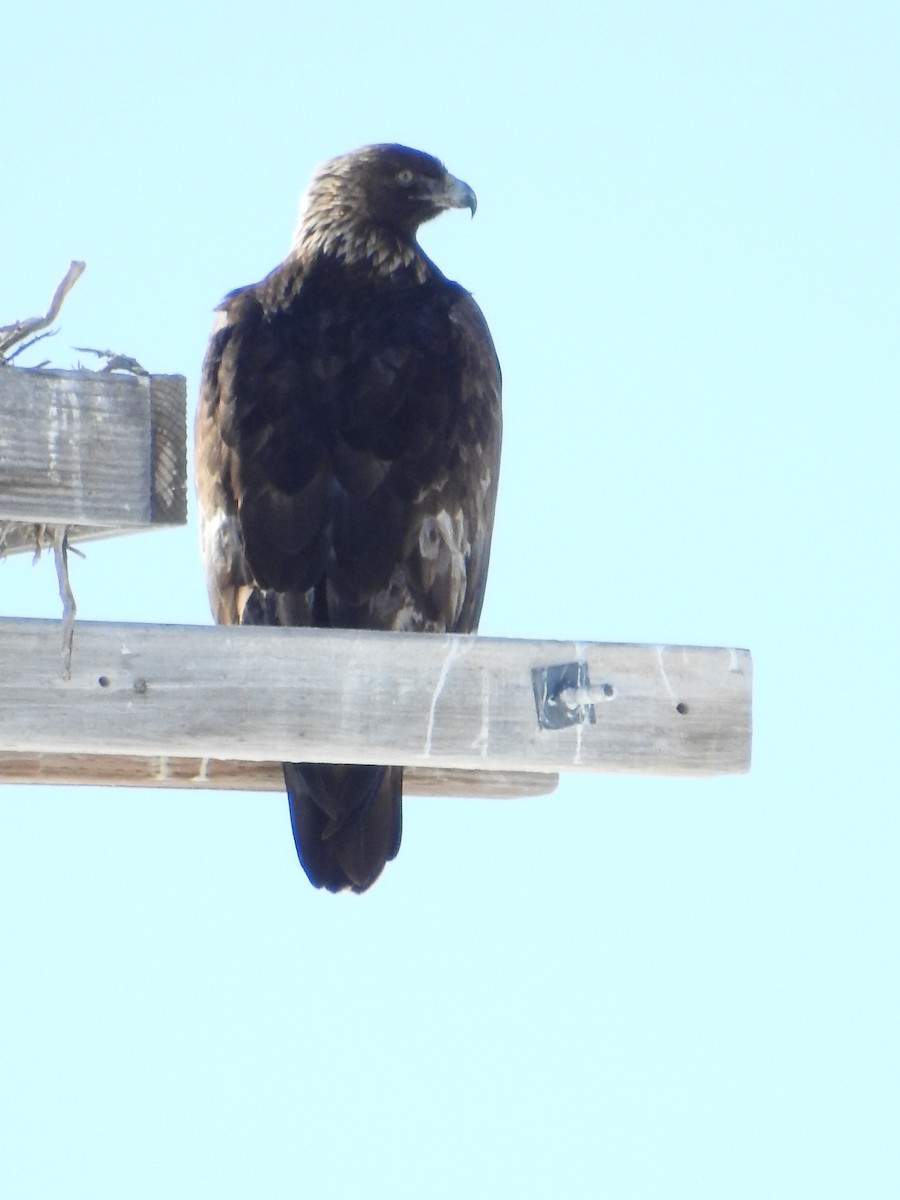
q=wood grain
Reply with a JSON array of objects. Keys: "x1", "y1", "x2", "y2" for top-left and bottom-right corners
[
  {"x1": 0, "y1": 752, "x2": 559, "y2": 798},
  {"x1": 0, "y1": 619, "x2": 752, "y2": 777},
  {"x1": 0, "y1": 369, "x2": 186, "y2": 551}
]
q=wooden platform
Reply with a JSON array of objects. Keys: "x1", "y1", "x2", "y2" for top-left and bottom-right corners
[{"x1": 0, "y1": 366, "x2": 752, "y2": 799}]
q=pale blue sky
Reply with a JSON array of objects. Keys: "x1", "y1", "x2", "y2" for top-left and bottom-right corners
[{"x1": 2, "y1": 2, "x2": 898, "y2": 1196}]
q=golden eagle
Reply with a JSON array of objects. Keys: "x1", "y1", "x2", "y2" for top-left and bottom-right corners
[{"x1": 195, "y1": 144, "x2": 502, "y2": 892}]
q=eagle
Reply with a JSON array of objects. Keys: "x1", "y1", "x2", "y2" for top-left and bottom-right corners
[{"x1": 194, "y1": 144, "x2": 502, "y2": 892}]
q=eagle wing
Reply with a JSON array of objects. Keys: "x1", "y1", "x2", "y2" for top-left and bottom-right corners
[{"x1": 195, "y1": 260, "x2": 501, "y2": 637}]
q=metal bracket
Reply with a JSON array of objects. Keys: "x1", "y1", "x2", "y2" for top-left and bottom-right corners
[{"x1": 532, "y1": 660, "x2": 613, "y2": 730}]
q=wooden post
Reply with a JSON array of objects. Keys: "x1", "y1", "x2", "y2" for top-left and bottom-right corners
[{"x1": 0, "y1": 368, "x2": 186, "y2": 553}]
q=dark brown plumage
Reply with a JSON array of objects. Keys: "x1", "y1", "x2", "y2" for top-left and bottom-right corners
[{"x1": 194, "y1": 144, "x2": 501, "y2": 891}]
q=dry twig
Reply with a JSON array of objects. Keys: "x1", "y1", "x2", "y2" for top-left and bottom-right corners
[
  {"x1": 3, "y1": 330, "x2": 56, "y2": 366},
  {"x1": 50, "y1": 527, "x2": 77, "y2": 680},
  {"x1": 0, "y1": 260, "x2": 86, "y2": 362},
  {"x1": 73, "y1": 346, "x2": 149, "y2": 375}
]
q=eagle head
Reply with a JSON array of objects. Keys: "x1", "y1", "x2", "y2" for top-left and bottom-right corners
[{"x1": 294, "y1": 144, "x2": 477, "y2": 251}]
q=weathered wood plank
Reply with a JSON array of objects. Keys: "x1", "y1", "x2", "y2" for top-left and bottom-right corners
[
  {"x1": 0, "y1": 619, "x2": 752, "y2": 776},
  {"x1": 0, "y1": 369, "x2": 186, "y2": 551},
  {"x1": 0, "y1": 752, "x2": 558, "y2": 798}
]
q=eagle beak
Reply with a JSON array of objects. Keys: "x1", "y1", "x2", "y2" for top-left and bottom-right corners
[{"x1": 441, "y1": 172, "x2": 478, "y2": 217}]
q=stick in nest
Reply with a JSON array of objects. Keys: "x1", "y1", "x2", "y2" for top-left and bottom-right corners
[
  {"x1": 0, "y1": 261, "x2": 86, "y2": 362},
  {"x1": 73, "y1": 346, "x2": 149, "y2": 376}
]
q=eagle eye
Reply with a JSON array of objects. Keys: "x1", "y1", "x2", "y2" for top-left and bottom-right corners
[{"x1": 396, "y1": 168, "x2": 414, "y2": 185}]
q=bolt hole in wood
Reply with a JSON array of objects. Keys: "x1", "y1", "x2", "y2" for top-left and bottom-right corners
[
  {"x1": 675, "y1": 702, "x2": 689, "y2": 715},
  {"x1": 98, "y1": 676, "x2": 110, "y2": 688}
]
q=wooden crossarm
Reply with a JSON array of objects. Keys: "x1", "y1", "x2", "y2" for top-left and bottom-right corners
[{"x1": 0, "y1": 619, "x2": 751, "y2": 795}]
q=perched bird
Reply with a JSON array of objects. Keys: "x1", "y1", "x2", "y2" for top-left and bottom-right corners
[{"x1": 194, "y1": 144, "x2": 502, "y2": 892}]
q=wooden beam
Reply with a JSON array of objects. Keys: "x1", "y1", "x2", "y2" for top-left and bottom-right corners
[
  {"x1": 0, "y1": 753, "x2": 558, "y2": 799},
  {"x1": 0, "y1": 619, "x2": 752, "y2": 782},
  {"x1": 0, "y1": 368, "x2": 186, "y2": 553}
]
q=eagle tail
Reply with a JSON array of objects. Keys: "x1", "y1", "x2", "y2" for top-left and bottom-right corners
[{"x1": 283, "y1": 763, "x2": 403, "y2": 893}]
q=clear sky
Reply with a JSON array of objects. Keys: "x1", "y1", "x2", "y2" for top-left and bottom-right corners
[{"x1": 2, "y1": 2, "x2": 898, "y2": 1196}]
